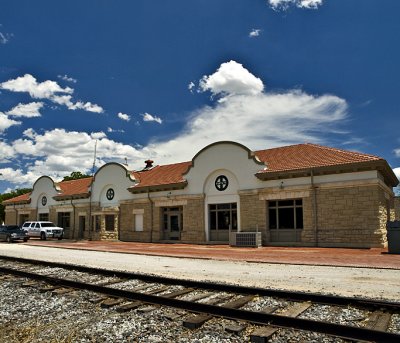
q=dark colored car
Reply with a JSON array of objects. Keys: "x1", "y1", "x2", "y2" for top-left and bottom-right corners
[{"x1": 0, "y1": 225, "x2": 29, "y2": 243}]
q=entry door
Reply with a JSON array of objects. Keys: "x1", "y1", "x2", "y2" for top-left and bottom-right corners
[
  {"x1": 78, "y1": 216, "x2": 85, "y2": 239},
  {"x1": 209, "y1": 203, "x2": 237, "y2": 242},
  {"x1": 162, "y1": 208, "x2": 182, "y2": 240}
]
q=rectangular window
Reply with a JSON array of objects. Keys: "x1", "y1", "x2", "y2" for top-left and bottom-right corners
[
  {"x1": 105, "y1": 215, "x2": 115, "y2": 231},
  {"x1": 268, "y1": 199, "x2": 303, "y2": 230},
  {"x1": 91, "y1": 215, "x2": 101, "y2": 231},
  {"x1": 38, "y1": 213, "x2": 49, "y2": 221},
  {"x1": 19, "y1": 214, "x2": 30, "y2": 226},
  {"x1": 57, "y1": 212, "x2": 71, "y2": 229},
  {"x1": 79, "y1": 216, "x2": 86, "y2": 232},
  {"x1": 135, "y1": 214, "x2": 144, "y2": 232},
  {"x1": 209, "y1": 203, "x2": 237, "y2": 231}
]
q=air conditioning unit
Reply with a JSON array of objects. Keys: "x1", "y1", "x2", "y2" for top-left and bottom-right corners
[{"x1": 230, "y1": 232, "x2": 262, "y2": 248}]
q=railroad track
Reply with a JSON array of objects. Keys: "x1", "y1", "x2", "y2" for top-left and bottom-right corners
[{"x1": 0, "y1": 255, "x2": 399, "y2": 342}]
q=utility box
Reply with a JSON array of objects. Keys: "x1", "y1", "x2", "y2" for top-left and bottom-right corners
[
  {"x1": 386, "y1": 221, "x2": 400, "y2": 254},
  {"x1": 230, "y1": 232, "x2": 262, "y2": 248}
]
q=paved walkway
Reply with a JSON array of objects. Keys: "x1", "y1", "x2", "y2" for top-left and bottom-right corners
[{"x1": 24, "y1": 240, "x2": 400, "y2": 269}]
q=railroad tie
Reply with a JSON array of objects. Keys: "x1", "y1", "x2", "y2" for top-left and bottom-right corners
[
  {"x1": 224, "y1": 305, "x2": 280, "y2": 335},
  {"x1": 364, "y1": 311, "x2": 392, "y2": 332},
  {"x1": 96, "y1": 278, "x2": 128, "y2": 286},
  {"x1": 163, "y1": 288, "x2": 194, "y2": 299},
  {"x1": 38, "y1": 285, "x2": 62, "y2": 293},
  {"x1": 21, "y1": 280, "x2": 39, "y2": 287},
  {"x1": 89, "y1": 295, "x2": 109, "y2": 304},
  {"x1": 250, "y1": 302, "x2": 311, "y2": 343},
  {"x1": 116, "y1": 301, "x2": 143, "y2": 313},
  {"x1": 183, "y1": 292, "x2": 215, "y2": 302},
  {"x1": 225, "y1": 323, "x2": 247, "y2": 334},
  {"x1": 115, "y1": 286, "x2": 180, "y2": 313},
  {"x1": 183, "y1": 295, "x2": 254, "y2": 330},
  {"x1": 101, "y1": 297, "x2": 125, "y2": 308}
]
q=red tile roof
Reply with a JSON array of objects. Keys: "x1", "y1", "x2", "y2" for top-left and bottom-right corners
[
  {"x1": 254, "y1": 143, "x2": 382, "y2": 173},
  {"x1": 53, "y1": 177, "x2": 92, "y2": 199},
  {"x1": 130, "y1": 161, "x2": 191, "y2": 191},
  {"x1": 2, "y1": 192, "x2": 31, "y2": 204},
  {"x1": 3, "y1": 177, "x2": 92, "y2": 204}
]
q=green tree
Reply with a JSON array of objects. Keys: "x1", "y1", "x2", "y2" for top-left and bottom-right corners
[
  {"x1": 62, "y1": 171, "x2": 91, "y2": 181},
  {"x1": 0, "y1": 188, "x2": 32, "y2": 224}
]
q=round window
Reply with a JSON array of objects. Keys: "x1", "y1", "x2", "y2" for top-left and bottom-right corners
[
  {"x1": 106, "y1": 188, "x2": 115, "y2": 200},
  {"x1": 41, "y1": 196, "x2": 47, "y2": 206},
  {"x1": 215, "y1": 175, "x2": 229, "y2": 191}
]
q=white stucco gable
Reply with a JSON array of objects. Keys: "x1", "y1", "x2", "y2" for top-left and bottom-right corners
[
  {"x1": 91, "y1": 162, "x2": 136, "y2": 206},
  {"x1": 184, "y1": 141, "x2": 265, "y2": 194},
  {"x1": 30, "y1": 176, "x2": 60, "y2": 209}
]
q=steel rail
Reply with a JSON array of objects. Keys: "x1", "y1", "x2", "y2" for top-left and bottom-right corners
[
  {"x1": 0, "y1": 265, "x2": 399, "y2": 342},
  {"x1": 1, "y1": 255, "x2": 399, "y2": 312}
]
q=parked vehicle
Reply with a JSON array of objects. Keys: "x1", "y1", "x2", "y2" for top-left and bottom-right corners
[
  {"x1": 0, "y1": 225, "x2": 29, "y2": 243},
  {"x1": 21, "y1": 221, "x2": 64, "y2": 240}
]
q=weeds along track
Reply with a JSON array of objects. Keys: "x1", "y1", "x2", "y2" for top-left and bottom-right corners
[{"x1": 0, "y1": 255, "x2": 399, "y2": 342}]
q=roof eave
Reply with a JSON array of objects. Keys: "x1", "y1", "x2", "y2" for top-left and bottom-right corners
[
  {"x1": 255, "y1": 160, "x2": 398, "y2": 187},
  {"x1": 2, "y1": 199, "x2": 31, "y2": 206},
  {"x1": 128, "y1": 181, "x2": 188, "y2": 194},
  {"x1": 53, "y1": 192, "x2": 91, "y2": 201}
]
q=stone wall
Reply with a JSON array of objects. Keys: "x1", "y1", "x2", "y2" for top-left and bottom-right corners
[
  {"x1": 313, "y1": 184, "x2": 388, "y2": 248},
  {"x1": 395, "y1": 197, "x2": 400, "y2": 220},
  {"x1": 239, "y1": 192, "x2": 266, "y2": 234},
  {"x1": 119, "y1": 201, "x2": 153, "y2": 242},
  {"x1": 181, "y1": 198, "x2": 205, "y2": 243}
]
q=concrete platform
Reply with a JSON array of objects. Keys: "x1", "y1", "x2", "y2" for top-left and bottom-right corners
[{"x1": 22, "y1": 240, "x2": 400, "y2": 270}]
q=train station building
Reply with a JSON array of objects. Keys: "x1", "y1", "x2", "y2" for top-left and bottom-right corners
[{"x1": 3, "y1": 141, "x2": 399, "y2": 248}]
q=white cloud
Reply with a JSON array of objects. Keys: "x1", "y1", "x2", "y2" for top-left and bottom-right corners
[
  {"x1": 188, "y1": 82, "x2": 195, "y2": 93},
  {"x1": 57, "y1": 74, "x2": 77, "y2": 83},
  {"x1": 249, "y1": 29, "x2": 261, "y2": 38},
  {"x1": 0, "y1": 140, "x2": 15, "y2": 162},
  {"x1": 23, "y1": 128, "x2": 37, "y2": 139},
  {"x1": 0, "y1": 128, "x2": 145, "y2": 187},
  {"x1": 1, "y1": 74, "x2": 103, "y2": 114},
  {"x1": 199, "y1": 60, "x2": 264, "y2": 97},
  {"x1": 140, "y1": 61, "x2": 347, "y2": 164},
  {"x1": 73, "y1": 101, "x2": 103, "y2": 113},
  {"x1": 49, "y1": 95, "x2": 104, "y2": 113},
  {"x1": 269, "y1": 0, "x2": 323, "y2": 10},
  {"x1": 0, "y1": 112, "x2": 21, "y2": 133},
  {"x1": 107, "y1": 127, "x2": 125, "y2": 133},
  {"x1": 118, "y1": 112, "x2": 131, "y2": 121},
  {"x1": 142, "y1": 113, "x2": 162, "y2": 124},
  {"x1": 6, "y1": 102, "x2": 44, "y2": 118},
  {"x1": 0, "y1": 31, "x2": 13, "y2": 44},
  {"x1": 393, "y1": 167, "x2": 400, "y2": 180},
  {"x1": 0, "y1": 74, "x2": 73, "y2": 99}
]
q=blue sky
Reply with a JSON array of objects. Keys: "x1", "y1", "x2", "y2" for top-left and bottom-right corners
[{"x1": 0, "y1": 0, "x2": 399, "y2": 193}]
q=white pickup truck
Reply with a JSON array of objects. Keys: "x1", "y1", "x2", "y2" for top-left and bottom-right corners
[{"x1": 22, "y1": 221, "x2": 64, "y2": 240}]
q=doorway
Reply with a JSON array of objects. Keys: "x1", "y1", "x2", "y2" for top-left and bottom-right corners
[
  {"x1": 78, "y1": 216, "x2": 86, "y2": 239},
  {"x1": 209, "y1": 203, "x2": 237, "y2": 242},
  {"x1": 162, "y1": 207, "x2": 182, "y2": 240}
]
